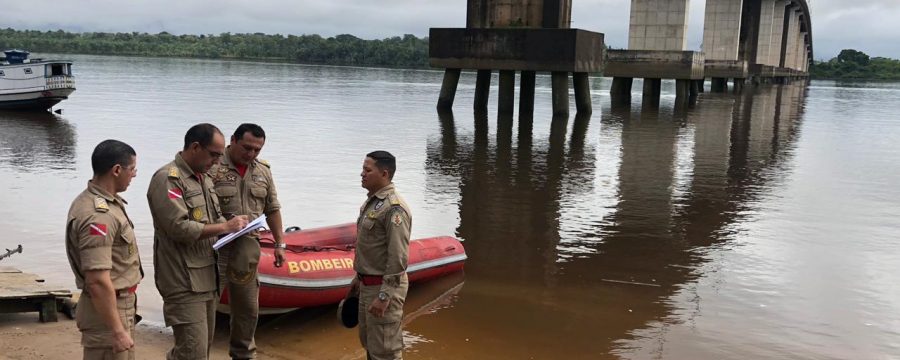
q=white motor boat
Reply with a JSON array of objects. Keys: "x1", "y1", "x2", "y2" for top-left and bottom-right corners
[{"x1": 0, "y1": 50, "x2": 75, "y2": 111}]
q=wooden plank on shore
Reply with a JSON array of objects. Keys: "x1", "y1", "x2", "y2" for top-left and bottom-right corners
[
  {"x1": 0, "y1": 267, "x2": 71, "y2": 299},
  {"x1": 0, "y1": 267, "x2": 71, "y2": 322}
]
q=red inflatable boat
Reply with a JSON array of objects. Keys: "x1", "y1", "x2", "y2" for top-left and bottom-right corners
[{"x1": 219, "y1": 223, "x2": 467, "y2": 313}]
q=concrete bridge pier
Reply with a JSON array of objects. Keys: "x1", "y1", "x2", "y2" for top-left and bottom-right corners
[
  {"x1": 675, "y1": 79, "x2": 689, "y2": 98},
  {"x1": 642, "y1": 78, "x2": 662, "y2": 106},
  {"x1": 711, "y1": 78, "x2": 728, "y2": 92},
  {"x1": 430, "y1": 28, "x2": 604, "y2": 117},
  {"x1": 747, "y1": 0, "x2": 813, "y2": 84},
  {"x1": 437, "y1": 68, "x2": 462, "y2": 111},
  {"x1": 702, "y1": 0, "x2": 749, "y2": 93},
  {"x1": 551, "y1": 72, "x2": 570, "y2": 117},
  {"x1": 643, "y1": 79, "x2": 662, "y2": 99},
  {"x1": 498, "y1": 70, "x2": 516, "y2": 116},
  {"x1": 690, "y1": 80, "x2": 701, "y2": 106},
  {"x1": 474, "y1": 70, "x2": 491, "y2": 113},
  {"x1": 606, "y1": 49, "x2": 704, "y2": 104},
  {"x1": 675, "y1": 79, "x2": 699, "y2": 100},
  {"x1": 519, "y1": 71, "x2": 536, "y2": 118},
  {"x1": 605, "y1": 0, "x2": 704, "y2": 106},
  {"x1": 695, "y1": 80, "x2": 705, "y2": 93},
  {"x1": 674, "y1": 79, "x2": 699, "y2": 108},
  {"x1": 573, "y1": 72, "x2": 592, "y2": 114},
  {"x1": 611, "y1": 77, "x2": 634, "y2": 104}
]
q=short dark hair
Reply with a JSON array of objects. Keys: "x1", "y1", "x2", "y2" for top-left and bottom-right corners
[
  {"x1": 366, "y1": 150, "x2": 396, "y2": 180},
  {"x1": 91, "y1": 140, "x2": 136, "y2": 176},
  {"x1": 183, "y1": 123, "x2": 222, "y2": 150},
  {"x1": 233, "y1": 123, "x2": 266, "y2": 141}
]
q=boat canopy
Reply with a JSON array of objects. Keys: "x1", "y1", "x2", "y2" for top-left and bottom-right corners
[{"x1": 3, "y1": 50, "x2": 30, "y2": 64}]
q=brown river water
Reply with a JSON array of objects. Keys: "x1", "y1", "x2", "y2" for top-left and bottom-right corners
[{"x1": 0, "y1": 54, "x2": 898, "y2": 359}]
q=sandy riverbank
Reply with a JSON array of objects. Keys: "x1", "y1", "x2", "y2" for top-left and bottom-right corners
[
  {"x1": 0, "y1": 312, "x2": 184, "y2": 359},
  {"x1": 0, "y1": 272, "x2": 465, "y2": 359},
  {"x1": 0, "y1": 310, "x2": 365, "y2": 360}
]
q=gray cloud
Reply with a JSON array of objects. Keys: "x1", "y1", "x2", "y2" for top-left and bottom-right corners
[{"x1": 1, "y1": 0, "x2": 896, "y2": 59}]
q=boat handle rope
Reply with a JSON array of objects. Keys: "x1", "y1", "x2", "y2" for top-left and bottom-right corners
[{"x1": 258, "y1": 237, "x2": 355, "y2": 253}]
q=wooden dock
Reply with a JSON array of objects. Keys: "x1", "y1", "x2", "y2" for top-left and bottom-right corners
[{"x1": 0, "y1": 266, "x2": 72, "y2": 322}]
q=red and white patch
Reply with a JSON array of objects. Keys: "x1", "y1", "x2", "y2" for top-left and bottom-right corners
[
  {"x1": 89, "y1": 223, "x2": 108, "y2": 237},
  {"x1": 167, "y1": 188, "x2": 183, "y2": 199}
]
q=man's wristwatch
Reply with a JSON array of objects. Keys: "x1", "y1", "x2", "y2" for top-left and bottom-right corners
[
  {"x1": 275, "y1": 243, "x2": 286, "y2": 249},
  {"x1": 378, "y1": 291, "x2": 389, "y2": 302}
]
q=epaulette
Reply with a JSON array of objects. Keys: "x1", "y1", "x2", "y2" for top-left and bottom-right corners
[
  {"x1": 210, "y1": 166, "x2": 228, "y2": 182},
  {"x1": 168, "y1": 166, "x2": 180, "y2": 178},
  {"x1": 388, "y1": 194, "x2": 401, "y2": 206},
  {"x1": 257, "y1": 159, "x2": 271, "y2": 168},
  {"x1": 94, "y1": 197, "x2": 109, "y2": 212}
]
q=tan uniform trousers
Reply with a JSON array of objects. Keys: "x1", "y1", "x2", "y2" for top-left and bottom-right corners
[
  {"x1": 163, "y1": 298, "x2": 217, "y2": 360},
  {"x1": 217, "y1": 246, "x2": 260, "y2": 360},
  {"x1": 76, "y1": 292, "x2": 136, "y2": 360},
  {"x1": 358, "y1": 274, "x2": 408, "y2": 360}
]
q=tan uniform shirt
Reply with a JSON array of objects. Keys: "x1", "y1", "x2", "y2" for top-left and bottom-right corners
[
  {"x1": 209, "y1": 151, "x2": 281, "y2": 274},
  {"x1": 354, "y1": 183, "x2": 411, "y2": 294},
  {"x1": 147, "y1": 153, "x2": 223, "y2": 303},
  {"x1": 66, "y1": 181, "x2": 142, "y2": 290}
]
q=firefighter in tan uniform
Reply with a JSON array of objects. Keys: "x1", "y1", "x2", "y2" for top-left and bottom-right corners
[
  {"x1": 349, "y1": 151, "x2": 412, "y2": 360},
  {"x1": 209, "y1": 124, "x2": 286, "y2": 360},
  {"x1": 147, "y1": 124, "x2": 249, "y2": 360},
  {"x1": 65, "y1": 140, "x2": 142, "y2": 359}
]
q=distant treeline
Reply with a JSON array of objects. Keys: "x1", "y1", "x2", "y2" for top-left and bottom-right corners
[
  {"x1": 809, "y1": 49, "x2": 900, "y2": 81},
  {"x1": 0, "y1": 28, "x2": 429, "y2": 68},
  {"x1": 3, "y1": 29, "x2": 900, "y2": 80}
]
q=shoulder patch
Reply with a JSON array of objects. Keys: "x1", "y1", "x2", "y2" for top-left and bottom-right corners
[
  {"x1": 167, "y1": 187, "x2": 183, "y2": 199},
  {"x1": 94, "y1": 197, "x2": 109, "y2": 212},
  {"x1": 391, "y1": 211, "x2": 403, "y2": 226},
  {"x1": 168, "y1": 166, "x2": 180, "y2": 178},
  {"x1": 89, "y1": 223, "x2": 108, "y2": 237},
  {"x1": 258, "y1": 159, "x2": 270, "y2": 168}
]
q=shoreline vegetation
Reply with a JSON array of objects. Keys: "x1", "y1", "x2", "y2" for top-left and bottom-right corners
[
  {"x1": 0, "y1": 28, "x2": 429, "y2": 69},
  {"x1": 1, "y1": 29, "x2": 898, "y2": 81},
  {"x1": 809, "y1": 49, "x2": 900, "y2": 81}
]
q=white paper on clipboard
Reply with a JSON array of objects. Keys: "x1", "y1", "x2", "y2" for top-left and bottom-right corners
[{"x1": 213, "y1": 214, "x2": 267, "y2": 250}]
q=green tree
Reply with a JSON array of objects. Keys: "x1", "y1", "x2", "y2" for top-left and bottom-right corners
[{"x1": 836, "y1": 49, "x2": 870, "y2": 66}]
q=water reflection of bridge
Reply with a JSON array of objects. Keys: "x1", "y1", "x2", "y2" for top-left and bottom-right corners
[{"x1": 415, "y1": 84, "x2": 807, "y2": 358}]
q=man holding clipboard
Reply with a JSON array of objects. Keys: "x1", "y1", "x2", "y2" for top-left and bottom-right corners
[
  {"x1": 209, "y1": 123, "x2": 286, "y2": 360},
  {"x1": 148, "y1": 123, "x2": 249, "y2": 359}
]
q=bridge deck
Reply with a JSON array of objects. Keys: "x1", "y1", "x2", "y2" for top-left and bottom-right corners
[{"x1": 429, "y1": 28, "x2": 605, "y2": 73}]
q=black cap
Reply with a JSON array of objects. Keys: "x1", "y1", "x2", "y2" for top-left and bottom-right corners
[{"x1": 338, "y1": 296, "x2": 359, "y2": 328}]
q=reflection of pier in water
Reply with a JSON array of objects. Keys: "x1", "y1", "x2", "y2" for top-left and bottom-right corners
[
  {"x1": 417, "y1": 84, "x2": 807, "y2": 357},
  {"x1": 0, "y1": 112, "x2": 77, "y2": 172}
]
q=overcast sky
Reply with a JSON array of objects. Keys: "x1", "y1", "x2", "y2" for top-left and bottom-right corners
[{"x1": 1, "y1": 0, "x2": 897, "y2": 59}]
